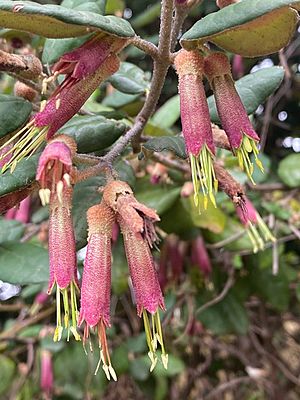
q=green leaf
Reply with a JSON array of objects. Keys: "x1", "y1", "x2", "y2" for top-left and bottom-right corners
[
  {"x1": 198, "y1": 292, "x2": 249, "y2": 335},
  {"x1": 0, "y1": 355, "x2": 15, "y2": 396},
  {"x1": 0, "y1": 1, "x2": 135, "y2": 39},
  {"x1": 61, "y1": 0, "x2": 106, "y2": 15},
  {"x1": 0, "y1": 95, "x2": 32, "y2": 139},
  {"x1": 42, "y1": 35, "x2": 91, "y2": 65},
  {"x1": 135, "y1": 180, "x2": 181, "y2": 215},
  {"x1": 131, "y1": 2, "x2": 161, "y2": 29},
  {"x1": 183, "y1": 196, "x2": 226, "y2": 234},
  {"x1": 59, "y1": 115, "x2": 127, "y2": 153},
  {"x1": 152, "y1": 95, "x2": 180, "y2": 129},
  {"x1": 153, "y1": 354, "x2": 185, "y2": 377},
  {"x1": 108, "y1": 62, "x2": 150, "y2": 95},
  {"x1": 181, "y1": 0, "x2": 300, "y2": 57},
  {"x1": 42, "y1": 0, "x2": 105, "y2": 64},
  {"x1": 0, "y1": 218, "x2": 25, "y2": 243},
  {"x1": 142, "y1": 136, "x2": 186, "y2": 159},
  {"x1": 0, "y1": 243, "x2": 49, "y2": 284},
  {"x1": 102, "y1": 90, "x2": 141, "y2": 108},
  {"x1": 278, "y1": 154, "x2": 300, "y2": 187},
  {"x1": 247, "y1": 252, "x2": 291, "y2": 312},
  {"x1": 0, "y1": 155, "x2": 38, "y2": 197},
  {"x1": 208, "y1": 67, "x2": 285, "y2": 122},
  {"x1": 143, "y1": 121, "x2": 173, "y2": 137}
]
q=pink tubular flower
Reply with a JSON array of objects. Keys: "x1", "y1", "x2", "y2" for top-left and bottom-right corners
[
  {"x1": 40, "y1": 349, "x2": 54, "y2": 397},
  {"x1": 0, "y1": 34, "x2": 124, "y2": 172},
  {"x1": 36, "y1": 134, "x2": 77, "y2": 206},
  {"x1": 5, "y1": 196, "x2": 31, "y2": 223},
  {"x1": 236, "y1": 196, "x2": 276, "y2": 253},
  {"x1": 78, "y1": 202, "x2": 117, "y2": 381},
  {"x1": 191, "y1": 236, "x2": 212, "y2": 277},
  {"x1": 174, "y1": 50, "x2": 217, "y2": 210},
  {"x1": 36, "y1": 136, "x2": 79, "y2": 342},
  {"x1": 102, "y1": 180, "x2": 168, "y2": 371},
  {"x1": 204, "y1": 52, "x2": 263, "y2": 183}
]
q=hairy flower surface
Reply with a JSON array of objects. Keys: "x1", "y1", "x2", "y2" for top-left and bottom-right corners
[
  {"x1": 79, "y1": 202, "x2": 117, "y2": 381},
  {"x1": 103, "y1": 180, "x2": 160, "y2": 248},
  {"x1": 102, "y1": 180, "x2": 167, "y2": 370},
  {"x1": 36, "y1": 135, "x2": 76, "y2": 206},
  {"x1": 204, "y1": 52, "x2": 263, "y2": 183},
  {"x1": 48, "y1": 187, "x2": 80, "y2": 342},
  {"x1": 174, "y1": 49, "x2": 217, "y2": 209},
  {"x1": 0, "y1": 36, "x2": 121, "y2": 172},
  {"x1": 236, "y1": 196, "x2": 276, "y2": 253}
]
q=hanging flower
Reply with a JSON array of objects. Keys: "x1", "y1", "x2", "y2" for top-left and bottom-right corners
[
  {"x1": 78, "y1": 202, "x2": 117, "y2": 381},
  {"x1": 102, "y1": 180, "x2": 168, "y2": 371},
  {"x1": 191, "y1": 236, "x2": 212, "y2": 277},
  {"x1": 36, "y1": 136, "x2": 79, "y2": 342},
  {"x1": 236, "y1": 196, "x2": 276, "y2": 253},
  {"x1": 36, "y1": 134, "x2": 76, "y2": 206},
  {"x1": 40, "y1": 349, "x2": 54, "y2": 398},
  {"x1": 204, "y1": 52, "x2": 263, "y2": 183},
  {"x1": 174, "y1": 49, "x2": 217, "y2": 209},
  {"x1": 0, "y1": 33, "x2": 124, "y2": 172}
]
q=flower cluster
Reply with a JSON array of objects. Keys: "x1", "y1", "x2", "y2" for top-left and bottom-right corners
[
  {"x1": 36, "y1": 135, "x2": 167, "y2": 379},
  {"x1": 174, "y1": 49, "x2": 264, "y2": 210},
  {"x1": 0, "y1": 33, "x2": 126, "y2": 172}
]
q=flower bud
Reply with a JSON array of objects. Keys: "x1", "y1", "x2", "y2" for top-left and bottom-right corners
[
  {"x1": 14, "y1": 81, "x2": 38, "y2": 102},
  {"x1": 79, "y1": 202, "x2": 117, "y2": 381},
  {"x1": 174, "y1": 50, "x2": 217, "y2": 209},
  {"x1": 204, "y1": 52, "x2": 263, "y2": 183},
  {"x1": 191, "y1": 236, "x2": 212, "y2": 277},
  {"x1": 40, "y1": 349, "x2": 54, "y2": 397}
]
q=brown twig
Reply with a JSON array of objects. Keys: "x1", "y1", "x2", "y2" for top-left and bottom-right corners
[
  {"x1": 196, "y1": 267, "x2": 234, "y2": 315},
  {"x1": 203, "y1": 376, "x2": 254, "y2": 400}
]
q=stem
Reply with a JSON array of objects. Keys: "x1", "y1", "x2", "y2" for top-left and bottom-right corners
[
  {"x1": 131, "y1": 37, "x2": 159, "y2": 59},
  {"x1": 79, "y1": 0, "x2": 175, "y2": 181}
]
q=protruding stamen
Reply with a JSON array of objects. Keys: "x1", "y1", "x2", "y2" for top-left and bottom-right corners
[
  {"x1": 190, "y1": 145, "x2": 217, "y2": 211},
  {"x1": 63, "y1": 173, "x2": 71, "y2": 187},
  {"x1": 236, "y1": 135, "x2": 264, "y2": 184},
  {"x1": 57, "y1": 181, "x2": 64, "y2": 204},
  {"x1": 143, "y1": 309, "x2": 168, "y2": 371}
]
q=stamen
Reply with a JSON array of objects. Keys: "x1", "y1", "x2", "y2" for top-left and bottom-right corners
[
  {"x1": 236, "y1": 135, "x2": 264, "y2": 184},
  {"x1": 63, "y1": 173, "x2": 71, "y2": 187},
  {"x1": 54, "y1": 286, "x2": 63, "y2": 342},
  {"x1": 190, "y1": 145, "x2": 217, "y2": 211},
  {"x1": 94, "y1": 320, "x2": 116, "y2": 381},
  {"x1": 57, "y1": 181, "x2": 64, "y2": 204},
  {"x1": 142, "y1": 309, "x2": 168, "y2": 371}
]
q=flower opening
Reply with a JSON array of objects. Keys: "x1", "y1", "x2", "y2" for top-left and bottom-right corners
[
  {"x1": 78, "y1": 202, "x2": 117, "y2": 381},
  {"x1": 204, "y1": 52, "x2": 263, "y2": 184},
  {"x1": 36, "y1": 135, "x2": 77, "y2": 206},
  {"x1": 174, "y1": 50, "x2": 217, "y2": 209},
  {"x1": 0, "y1": 45, "x2": 120, "y2": 172}
]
